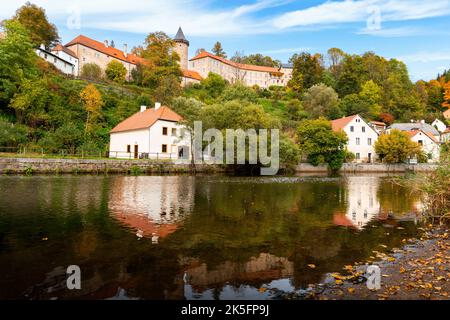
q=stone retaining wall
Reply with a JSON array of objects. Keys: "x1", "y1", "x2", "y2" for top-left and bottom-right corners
[
  {"x1": 295, "y1": 163, "x2": 439, "y2": 173},
  {"x1": 0, "y1": 158, "x2": 225, "y2": 174}
]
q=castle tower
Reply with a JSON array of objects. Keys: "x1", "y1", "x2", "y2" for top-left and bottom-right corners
[{"x1": 173, "y1": 27, "x2": 189, "y2": 70}]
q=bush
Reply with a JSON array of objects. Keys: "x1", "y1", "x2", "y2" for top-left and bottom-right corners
[
  {"x1": 81, "y1": 63, "x2": 102, "y2": 81},
  {"x1": 0, "y1": 119, "x2": 28, "y2": 147},
  {"x1": 105, "y1": 60, "x2": 127, "y2": 83}
]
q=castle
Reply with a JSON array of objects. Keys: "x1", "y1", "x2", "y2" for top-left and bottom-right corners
[
  {"x1": 34, "y1": 27, "x2": 292, "y2": 88},
  {"x1": 173, "y1": 27, "x2": 293, "y2": 88}
]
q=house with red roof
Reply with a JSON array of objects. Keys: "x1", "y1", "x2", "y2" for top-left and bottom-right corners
[
  {"x1": 331, "y1": 114, "x2": 379, "y2": 163},
  {"x1": 109, "y1": 103, "x2": 191, "y2": 160},
  {"x1": 406, "y1": 130, "x2": 440, "y2": 162}
]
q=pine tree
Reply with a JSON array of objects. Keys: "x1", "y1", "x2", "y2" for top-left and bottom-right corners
[{"x1": 212, "y1": 41, "x2": 227, "y2": 58}]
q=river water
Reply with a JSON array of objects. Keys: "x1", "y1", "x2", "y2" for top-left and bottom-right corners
[{"x1": 0, "y1": 174, "x2": 423, "y2": 299}]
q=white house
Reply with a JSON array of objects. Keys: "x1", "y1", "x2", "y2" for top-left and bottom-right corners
[
  {"x1": 407, "y1": 130, "x2": 441, "y2": 162},
  {"x1": 51, "y1": 44, "x2": 79, "y2": 76},
  {"x1": 331, "y1": 115, "x2": 379, "y2": 163},
  {"x1": 442, "y1": 128, "x2": 450, "y2": 143},
  {"x1": 432, "y1": 118, "x2": 447, "y2": 134},
  {"x1": 36, "y1": 44, "x2": 77, "y2": 76},
  {"x1": 109, "y1": 103, "x2": 191, "y2": 160}
]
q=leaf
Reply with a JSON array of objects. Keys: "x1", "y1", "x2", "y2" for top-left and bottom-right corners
[
  {"x1": 335, "y1": 280, "x2": 343, "y2": 285},
  {"x1": 258, "y1": 287, "x2": 267, "y2": 293},
  {"x1": 307, "y1": 264, "x2": 316, "y2": 269},
  {"x1": 347, "y1": 288, "x2": 355, "y2": 294},
  {"x1": 399, "y1": 267, "x2": 406, "y2": 273}
]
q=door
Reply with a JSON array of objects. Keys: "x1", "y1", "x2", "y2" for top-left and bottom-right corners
[
  {"x1": 134, "y1": 145, "x2": 138, "y2": 159},
  {"x1": 368, "y1": 153, "x2": 372, "y2": 163}
]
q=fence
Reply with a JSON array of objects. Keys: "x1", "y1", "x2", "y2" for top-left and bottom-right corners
[{"x1": 0, "y1": 146, "x2": 188, "y2": 161}]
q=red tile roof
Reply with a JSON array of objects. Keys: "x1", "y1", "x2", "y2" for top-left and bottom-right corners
[
  {"x1": 331, "y1": 115, "x2": 358, "y2": 132},
  {"x1": 110, "y1": 106, "x2": 183, "y2": 133},
  {"x1": 65, "y1": 35, "x2": 145, "y2": 65},
  {"x1": 190, "y1": 51, "x2": 282, "y2": 73},
  {"x1": 407, "y1": 129, "x2": 439, "y2": 143},
  {"x1": 182, "y1": 69, "x2": 202, "y2": 81},
  {"x1": 369, "y1": 121, "x2": 386, "y2": 126},
  {"x1": 52, "y1": 44, "x2": 78, "y2": 59}
]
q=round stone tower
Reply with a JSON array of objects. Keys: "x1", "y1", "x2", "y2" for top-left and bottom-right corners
[{"x1": 173, "y1": 27, "x2": 189, "y2": 70}]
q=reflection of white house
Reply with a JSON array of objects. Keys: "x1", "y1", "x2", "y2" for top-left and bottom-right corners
[
  {"x1": 334, "y1": 176, "x2": 381, "y2": 230},
  {"x1": 109, "y1": 103, "x2": 191, "y2": 160},
  {"x1": 442, "y1": 128, "x2": 450, "y2": 143},
  {"x1": 406, "y1": 130, "x2": 440, "y2": 162},
  {"x1": 331, "y1": 115, "x2": 379, "y2": 163},
  {"x1": 108, "y1": 176, "x2": 195, "y2": 239}
]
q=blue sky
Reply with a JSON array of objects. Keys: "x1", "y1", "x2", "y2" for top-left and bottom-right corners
[{"x1": 2, "y1": 0, "x2": 450, "y2": 81}]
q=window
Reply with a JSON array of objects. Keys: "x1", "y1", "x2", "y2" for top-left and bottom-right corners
[
  {"x1": 418, "y1": 140, "x2": 423, "y2": 145},
  {"x1": 54, "y1": 57, "x2": 57, "y2": 63},
  {"x1": 162, "y1": 144, "x2": 167, "y2": 153},
  {"x1": 162, "y1": 127, "x2": 168, "y2": 135},
  {"x1": 356, "y1": 137, "x2": 360, "y2": 145},
  {"x1": 368, "y1": 138, "x2": 372, "y2": 145},
  {"x1": 350, "y1": 126, "x2": 354, "y2": 132},
  {"x1": 356, "y1": 153, "x2": 360, "y2": 160},
  {"x1": 362, "y1": 126, "x2": 365, "y2": 133},
  {"x1": 126, "y1": 145, "x2": 131, "y2": 153},
  {"x1": 171, "y1": 128, "x2": 177, "y2": 136}
]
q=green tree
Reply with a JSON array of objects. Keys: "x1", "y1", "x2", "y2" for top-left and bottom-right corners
[
  {"x1": 105, "y1": 60, "x2": 127, "y2": 83},
  {"x1": 212, "y1": 41, "x2": 227, "y2": 58},
  {"x1": 81, "y1": 63, "x2": 102, "y2": 81},
  {"x1": 231, "y1": 53, "x2": 280, "y2": 67},
  {"x1": 297, "y1": 118, "x2": 348, "y2": 171},
  {"x1": 302, "y1": 83, "x2": 342, "y2": 119},
  {"x1": 327, "y1": 48, "x2": 346, "y2": 79},
  {"x1": 201, "y1": 72, "x2": 227, "y2": 98},
  {"x1": 339, "y1": 80, "x2": 382, "y2": 118},
  {"x1": 221, "y1": 82, "x2": 258, "y2": 102},
  {"x1": 12, "y1": 2, "x2": 59, "y2": 48},
  {"x1": 375, "y1": 129, "x2": 424, "y2": 163},
  {"x1": 153, "y1": 74, "x2": 182, "y2": 105},
  {"x1": 0, "y1": 20, "x2": 37, "y2": 108},
  {"x1": 0, "y1": 118, "x2": 28, "y2": 147}
]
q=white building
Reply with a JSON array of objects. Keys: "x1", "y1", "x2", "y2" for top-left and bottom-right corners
[
  {"x1": 331, "y1": 114, "x2": 379, "y2": 163},
  {"x1": 36, "y1": 44, "x2": 77, "y2": 76},
  {"x1": 432, "y1": 118, "x2": 447, "y2": 133},
  {"x1": 442, "y1": 128, "x2": 450, "y2": 143},
  {"x1": 51, "y1": 44, "x2": 79, "y2": 76},
  {"x1": 109, "y1": 103, "x2": 191, "y2": 160},
  {"x1": 407, "y1": 130, "x2": 440, "y2": 162}
]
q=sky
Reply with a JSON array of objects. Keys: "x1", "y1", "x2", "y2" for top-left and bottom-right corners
[{"x1": 2, "y1": 0, "x2": 450, "y2": 81}]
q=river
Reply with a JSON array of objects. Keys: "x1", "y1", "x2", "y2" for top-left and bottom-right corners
[{"x1": 0, "y1": 174, "x2": 423, "y2": 299}]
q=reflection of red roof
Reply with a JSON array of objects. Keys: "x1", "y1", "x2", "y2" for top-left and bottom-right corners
[
  {"x1": 66, "y1": 35, "x2": 145, "y2": 65},
  {"x1": 333, "y1": 213, "x2": 355, "y2": 228},
  {"x1": 190, "y1": 51, "x2": 282, "y2": 73},
  {"x1": 331, "y1": 115, "x2": 358, "y2": 132},
  {"x1": 444, "y1": 109, "x2": 450, "y2": 119},
  {"x1": 114, "y1": 212, "x2": 179, "y2": 239},
  {"x1": 370, "y1": 121, "x2": 386, "y2": 126},
  {"x1": 182, "y1": 69, "x2": 202, "y2": 81},
  {"x1": 110, "y1": 106, "x2": 183, "y2": 133}
]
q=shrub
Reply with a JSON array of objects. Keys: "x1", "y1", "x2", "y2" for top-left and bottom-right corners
[{"x1": 81, "y1": 63, "x2": 102, "y2": 81}]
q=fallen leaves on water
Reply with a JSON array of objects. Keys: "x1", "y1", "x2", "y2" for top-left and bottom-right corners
[
  {"x1": 258, "y1": 287, "x2": 267, "y2": 293},
  {"x1": 307, "y1": 264, "x2": 316, "y2": 269}
]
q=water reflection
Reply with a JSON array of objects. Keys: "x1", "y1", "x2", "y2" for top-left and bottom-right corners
[{"x1": 0, "y1": 175, "x2": 422, "y2": 300}]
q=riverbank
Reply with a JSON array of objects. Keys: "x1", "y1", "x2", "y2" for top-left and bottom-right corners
[
  {"x1": 0, "y1": 157, "x2": 225, "y2": 174},
  {"x1": 0, "y1": 157, "x2": 440, "y2": 174},
  {"x1": 280, "y1": 226, "x2": 449, "y2": 300}
]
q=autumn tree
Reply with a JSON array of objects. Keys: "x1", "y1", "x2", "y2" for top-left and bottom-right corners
[
  {"x1": 195, "y1": 48, "x2": 206, "y2": 55},
  {"x1": 12, "y1": 2, "x2": 59, "y2": 48},
  {"x1": 327, "y1": 47, "x2": 346, "y2": 79},
  {"x1": 297, "y1": 118, "x2": 348, "y2": 171},
  {"x1": 231, "y1": 53, "x2": 280, "y2": 67},
  {"x1": 442, "y1": 81, "x2": 450, "y2": 109},
  {"x1": 139, "y1": 31, "x2": 182, "y2": 90},
  {"x1": 212, "y1": 41, "x2": 227, "y2": 58},
  {"x1": 80, "y1": 84, "x2": 103, "y2": 135},
  {"x1": 288, "y1": 52, "x2": 324, "y2": 94},
  {"x1": 375, "y1": 129, "x2": 424, "y2": 163},
  {"x1": 105, "y1": 60, "x2": 127, "y2": 83}
]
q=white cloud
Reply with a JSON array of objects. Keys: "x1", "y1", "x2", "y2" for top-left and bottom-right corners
[
  {"x1": 272, "y1": 0, "x2": 450, "y2": 29},
  {"x1": 398, "y1": 50, "x2": 450, "y2": 63},
  {"x1": 357, "y1": 26, "x2": 424, "y2": 37},
  {"x1": 1, "y1": 0, "x2": 449, "y2": 37},
  {"x1": 259, "y1": 47, "x2": 312, "y2": 54}
]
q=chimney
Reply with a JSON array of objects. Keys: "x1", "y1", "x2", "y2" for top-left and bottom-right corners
[
  {"x1": 40, "y1": 43, "x2": 45, "y2": 50},
  {"x1": 155, "y1": 102, "x2": 161, "y2": 110},
  {"x1": 104, "y1": 40, "x2": 109, "y2": 47},
  {"x1": 140, "y1": 105, "x2": 147, "y2": 113},
  {"x1": 123, "y1": 43, "x2": 128, "y2": 57},
  {"x1": 420, "y1": 120, "x2": 425, "y2": 124}
]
